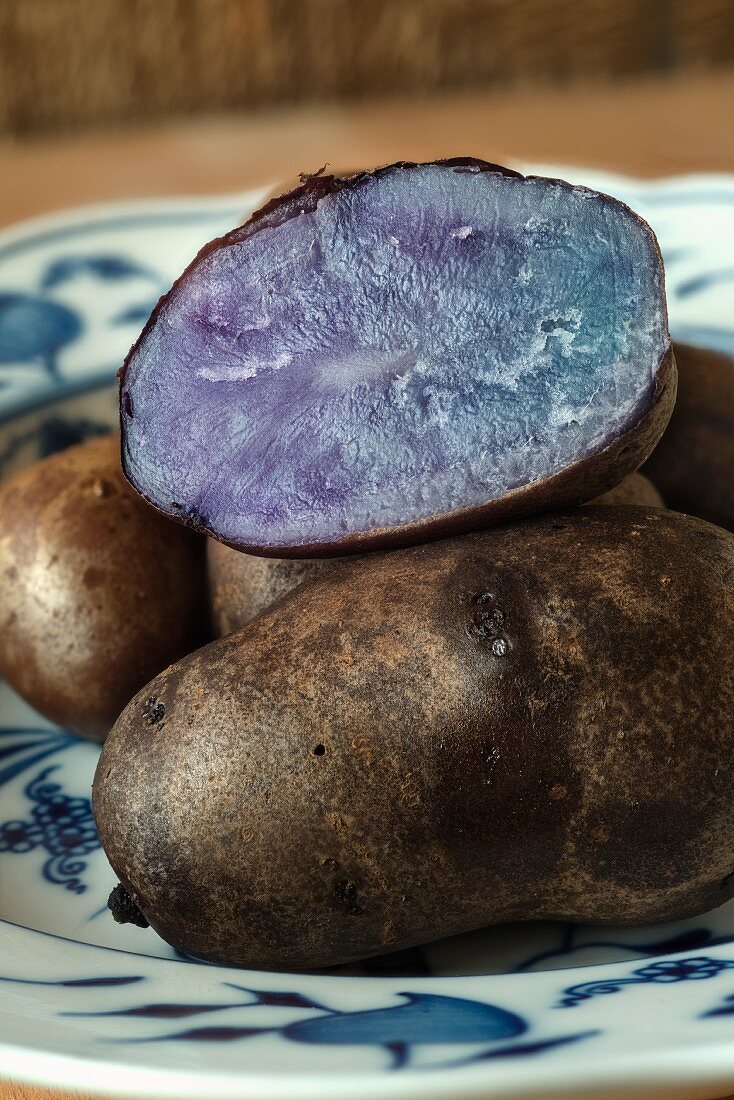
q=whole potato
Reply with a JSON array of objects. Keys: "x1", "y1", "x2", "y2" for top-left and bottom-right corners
[
  {"x1": 0, "y1": 435, "x2": 207, "y2": 741},
  {"x1": 95, "y1": 507, "x2": 734, "y2": 970},
  {"x1": 644, "y1": 342, "x2": 734, "y2": 530},
  {"x1": 207, "y1": 473, "x2": 665, "y2": 635}
]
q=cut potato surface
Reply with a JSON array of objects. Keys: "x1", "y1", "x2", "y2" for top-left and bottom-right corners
[{"x1": 122, "y1": 160, "x2": 673, "y2": 556}]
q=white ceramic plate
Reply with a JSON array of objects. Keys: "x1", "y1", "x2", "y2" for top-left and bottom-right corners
[{"x1": 1, "y1": 169, "x2": 734, "y2": 1100}]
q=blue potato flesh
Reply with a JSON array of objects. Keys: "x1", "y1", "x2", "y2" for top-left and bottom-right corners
[{"x1": 121, "y1": 161, "x2": 671, "y2": 555}]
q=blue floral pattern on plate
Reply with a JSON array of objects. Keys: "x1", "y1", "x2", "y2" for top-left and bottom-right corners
[
  {"x1": 0, "y1": 766, "x2": 98, "y2": 894},
  {"x1": 1, "y1": 174, "x2": 734, "y2": 1099},
  {"x1": 558, "y1": 957, "x2": 734, "y2": 1008}
]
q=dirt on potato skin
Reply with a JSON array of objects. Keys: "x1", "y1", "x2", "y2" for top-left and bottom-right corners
[
  {"x1": 0, "y1": 434, "x2": 208, "y2": 742},
  {"x1": 96, "y1": 507, "x2": 734, "y2": 971}
]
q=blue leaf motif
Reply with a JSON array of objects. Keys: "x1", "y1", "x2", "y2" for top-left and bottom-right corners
[
  {"x1": 113, "y1": 301, "x2": 157, "y2": 325},
  {"x1": 0, "y1": 293, "x2": 81, "y2": 379},
  {"x1": 120, "y1": 990, "x2": 529, "y2": 1070},
  {"x1": 41, "y1": 255, "x2": 154, "y2": 290},
  {"x1": 66, "y1": 1001, "x2": 244, "y2": 1020},
  {"x1": 226, "y1": 985, "x2": 331, "y2": 1010},
  {"x1": 0, "y1": 726, "x2": 73, "y2": 787},
  {"x1": 446, "y1": 1029, "x2": 599, "y2": 1067},
  {"x1": 703, "y1": 992, "x2": 734, "y2": 1018},
  {"x1": 674, "y1": 268, "x2": 734, "y2": 299},
  {"x1": 0, "y1": 974, "x2": 144, "y2": 988},
  {"x1": 3, "y1": 968, "x2": 598, "y2": 1071},
  {"x1": 139, "y1": 1025, "x2": 271, "y2": 1043},
  {"x1": 285, "y1": 992, "x2": 526, "y2": 1047}
]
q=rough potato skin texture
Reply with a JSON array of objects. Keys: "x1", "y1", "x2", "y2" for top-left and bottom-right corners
[
  {"x1": 644, "y1": 343, "x2": 734, "y2": 531},
  {"x1": 0, "y1": 435, "x2": 207, "y2": 741},
  {"x1": 207, "y1": 542, "x2": 332, "y2": 635},
  {"x1": 94, "y1": 508, "x2": 734, "y2": 971},
  {"x1": 207, "y1": 475, "x2": 665, "y2": 635}
]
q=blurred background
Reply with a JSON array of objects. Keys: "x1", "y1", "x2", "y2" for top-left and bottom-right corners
[
  {"x1": 1, "y1": 0, "x2": 733, "y2": 136},
  {"x1": 1, "y1": 0, "x2": 734, "y2": 228}
]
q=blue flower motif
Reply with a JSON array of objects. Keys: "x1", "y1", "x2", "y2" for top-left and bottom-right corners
[
  {"x1": 0, "y1": 766, "x2": 100, "y2": 894},
  {"x1": 41, "y1": 255, "x2": 154, "y2": 290},
  {"x1": 559, "y1": 955, "x2": 734, "y2": 1007},
  {"x1": 634, "y1": 958, "x2": 730, "y2": 982},
  {"x1": 0, "y1": 819, "x2": 43, "y2": 853},
  {"x1": 32, "y1": 788, "x2": 98, "y2": 852}
]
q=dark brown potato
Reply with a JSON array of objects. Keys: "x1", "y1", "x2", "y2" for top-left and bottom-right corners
[
  {"x1": 0, "y1": 435, "x2": 208, "y2": 742},
  {"x1": 207, "y1": 543, "x2": 330, "y2": 636},
  {"x1": 590, "y1": 471, "x2": 664, "y2": 509},
  {"x1": 95, "y1": 507, "x2": 734, "y2": 970},
  {"x1": 644, "y1": 342, "x2": 734, "y2": 530},
  {"x1": 207, "y1": 473, "x2": 665, "y2": 635}
]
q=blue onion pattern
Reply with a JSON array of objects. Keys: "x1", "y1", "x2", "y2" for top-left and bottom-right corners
[
  {"x1": 1, "y1": 179, "x2": 734, "y2": 1087},
  {"x1": 0, "y1": 765, "x2": 99, "y2": 894},
  {"x1": 0, "y1": 971, "x2": 593, "y2": 1069},
  {"x1": 559, "y1": 956, "x2": 734, "y2": 1007},
  {"x1": 0, "y1": 293, "x2": 81, "y2": 381}
]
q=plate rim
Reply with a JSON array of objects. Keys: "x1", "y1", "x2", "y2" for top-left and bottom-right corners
[{"x1": 3, "y1": 1027, "x2": 734, "y2": 1100}]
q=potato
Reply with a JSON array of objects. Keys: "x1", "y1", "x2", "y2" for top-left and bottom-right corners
[
  {"x1": 261, "y1": 167, "x2": 363, "y2": 207},
  {"x1": 590, "y1": 471, "x2": 664, "y2": 508},
  {"x1": 644, "y1": 342, "x2": 734, "y2": 530},
  {"x1": 121, "y1": 159, "x2": 674, "y2": 557},
  {"x1": 207, "y1": 543, "x2": 329, "y2": 636},
  {"x1": 95, "y1": 507, "x2": 734, "y2": 970},
  {"x1": 207, "y1": 473, "x2": 665, "y2": 635},
  {"x1": 0, "y1": 435, "x2": 207, "y2": 741}
]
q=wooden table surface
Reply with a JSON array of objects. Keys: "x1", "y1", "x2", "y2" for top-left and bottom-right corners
[{"x1": 2, "y1": 68, "x2": 734, "y2": 1100}]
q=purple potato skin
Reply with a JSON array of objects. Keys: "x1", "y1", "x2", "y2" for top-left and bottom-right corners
[
  {"x1": 94, "y1": 507, "x2": 734, "y2": 970},
  {"x1": 644, "y1": 343, "x2": 734, "y2": 531},
  {"x1": 0, "y1": 435, "x2": 208, "y2": 741},
  {"x1": 261, "y1": 167, "x2": 362, "y2": 207},
  {"x1": 121, "y1": 159, "x2": 675, "y2": 558},
  {"x1": 207, "y1": 473, "x2": 665, "y2": 635}
]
